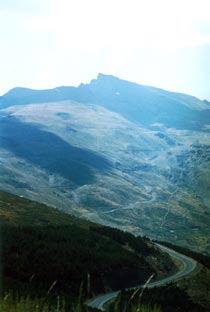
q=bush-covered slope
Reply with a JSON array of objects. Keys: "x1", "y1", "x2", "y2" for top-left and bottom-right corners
[{"x1": 0, "y1": 190, "x2": 176, "y2": 299}]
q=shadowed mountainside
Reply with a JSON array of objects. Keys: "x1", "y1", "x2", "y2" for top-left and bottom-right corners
[{"x1": 0, "y1": 116, "x2": 111, "y2": 186}]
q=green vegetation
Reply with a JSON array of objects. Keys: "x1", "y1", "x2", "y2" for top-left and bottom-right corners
[
  {"x1": 0, "y1": 292, "x2": 162, "y2": 312},
  {"x1": 0, "y1": 293, "x2": 66, "y2": 312},
  {"x1": 0, "y1": 189, "x2": 90, "y2": 227},
  {"x1": 177, "y1": 267, "x2": 210, "y2": 310},
  {"x1": 90, "y1": 225, "x2": 152, "y2": 253},
  {"x1": 2, "y1": 223, "x2": 155, "y2": 296},
  {"x1": 0, "y1": 292, "x2": 95, "y2": 312},
  {"x1": 108, "y1": 284, "x2": 207, "y2": 312}
]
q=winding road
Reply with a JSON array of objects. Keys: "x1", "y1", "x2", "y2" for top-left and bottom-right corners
[
  {"x1": 103, "y1": 192, "x2": 157, "y2": 214},
  {"x1": 86, "y1": 244, "x2": 197, "y2": 311}
]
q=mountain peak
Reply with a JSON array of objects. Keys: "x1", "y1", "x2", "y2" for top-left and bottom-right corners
[
  {"x1": 97, "y1": 72, "x2": 107, "y2": 79},
  {"x1": 88, "y1": 73, "x2": 128, "y2": 91},
  {"x1": 97, "y1": 73, "x2": 117, "y2": 80},
  {"x1": 89, "y1": 73, "x2": 119, "y2": 85}
]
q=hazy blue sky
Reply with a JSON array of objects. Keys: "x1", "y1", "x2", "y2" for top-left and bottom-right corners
[{"x1": 0, "y1": 0, "x2": 210, "y2": 100}]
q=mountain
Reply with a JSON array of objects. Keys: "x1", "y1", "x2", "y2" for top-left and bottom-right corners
[{"x1": 0, "y1": 74, "x2": 210, "y2": 255}]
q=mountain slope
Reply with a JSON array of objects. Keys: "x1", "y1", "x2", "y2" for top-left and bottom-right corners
[{"x1": 0, "y1": 74, "x2": 210, "y2": 255}]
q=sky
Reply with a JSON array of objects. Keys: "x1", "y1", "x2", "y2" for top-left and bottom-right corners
[{"x1": 0, "y1": 0, "x2": 210, "y2": 100}]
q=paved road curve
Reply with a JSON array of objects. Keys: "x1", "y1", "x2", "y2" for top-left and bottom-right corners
[{"x1": 86, "y1": 244, "x2": 197, "y2": 311}]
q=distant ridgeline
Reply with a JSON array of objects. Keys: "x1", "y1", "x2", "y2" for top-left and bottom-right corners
[{"x1": 1, "y1": 73, "x2": 210, "y2": 130}]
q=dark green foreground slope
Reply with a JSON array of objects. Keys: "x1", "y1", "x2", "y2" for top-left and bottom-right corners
[{"x1": 0, "y1": 190, "x2": 175, "y2": 299}]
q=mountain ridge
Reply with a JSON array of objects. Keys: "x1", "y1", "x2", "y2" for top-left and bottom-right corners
[
  {"x1": 3, "y1": 73, "x2": 210, "y2": 104},
  {"x1": 1, "y1": 73, "x2": 210, "y2": 110},
  {"x1": 2, "y1": 73, "x2": 210, "y2": 131}
]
